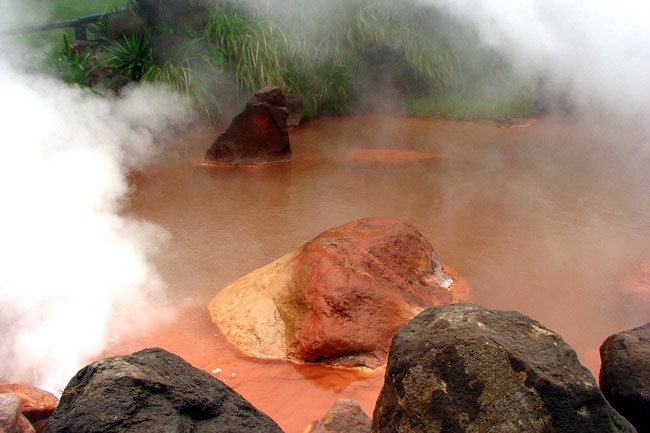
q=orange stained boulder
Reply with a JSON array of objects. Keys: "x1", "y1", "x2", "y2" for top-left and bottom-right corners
[
  {"x1": 0, "y1": 384, "x2": 58, "y2": 431},
  {"x1": 209, "y1": 217, "x2": 471, "y2": 368}
]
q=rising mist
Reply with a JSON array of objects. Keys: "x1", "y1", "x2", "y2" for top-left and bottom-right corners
[{"x1": 0, "y1": 2, "x2": 190, "y2": 392}]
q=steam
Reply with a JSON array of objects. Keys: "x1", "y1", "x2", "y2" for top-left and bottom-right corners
[
  {"x1": 423, "y1": 0, "x2": 650, "y2": 126},
  {"x1": 0, "y1": 5, "x2": 190, "y2": 391}
]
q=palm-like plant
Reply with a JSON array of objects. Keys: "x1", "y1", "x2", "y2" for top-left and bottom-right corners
[{"x1": 105, "y1": 33, "x2": 153, "y2": 83}]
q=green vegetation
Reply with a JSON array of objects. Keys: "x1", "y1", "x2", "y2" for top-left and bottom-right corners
[
  {"x1": 43, "y1": 33, "x2": 104, "y2": 93},
  {"x1": 29, "y1": 0, "x2": 537, "y2": 121}
]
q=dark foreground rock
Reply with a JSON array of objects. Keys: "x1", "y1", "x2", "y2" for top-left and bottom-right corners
[
  {"x1": 310, "y1": 399, "x2": 371, "y2": 433},
  {"x1": 204, "y1": 86, "x2": 291, "y2": 166},
  {"x1": 372, "y1": 303, "x2": 636, "y2": 433},
  {"x1": 600, "y1": 322, "x2": 650, "y2": 433},
  {"x1": 45, "y1": 348, "x2": 284, "y2": 433},
  {"x1": 210, "y1": 216, "x2": 470, "y2": 368}
]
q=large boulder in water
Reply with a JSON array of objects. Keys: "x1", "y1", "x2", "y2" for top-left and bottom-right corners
[
  {"x1": 44, "y1": 348, "x2": 284, "y2": 433},
  {"x1": 204, "y1": 86, "x2": 292, "y2": 166},
  {"x1": 209, "y1": 216, "x2": 469, "y2": 368},
  {"x1": 372, "y1": 303, "x2": 636, "y2": 433},
  {"x1": 600, "y1": 322, "x2": 650, "y2": 433}
]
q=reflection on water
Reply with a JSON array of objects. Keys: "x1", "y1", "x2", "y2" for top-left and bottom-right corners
[{"x1": 110, "y1": 115, "x2": 650, "y2": 433}]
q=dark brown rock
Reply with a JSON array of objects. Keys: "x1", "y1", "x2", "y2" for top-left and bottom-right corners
[
  {"x1": 310, "y1": 399, "x2": 371, "y2": 433},
  {"x1": 285, "y1": 91, "x2": 304, "y2": 128},
  {"x1": 372, "y1": 303, "x2": 636, "y2": 433},
  {"x1": 44, "y1": 348, "x2": 284, "y2": 433},
  {"x1": 209, "y1": 216, "x2": 470, "y2": 367},
  {"x1": 28, "y1": 420, "x2": 47, "y2": 433},
  {"x1": 135, "y1": 0, "x2": 215, "y2": 30},
  {"x1": 204, "y1": 86, "x2": 291, "y2": 166},
  {"x1": 16, "y1": 416, "x2": 35, "y2": 433},
  {"x1": 356, "y1": 45, "x2": 419, "y2": 113},
  {"x1": 105, "y1": 10, "x2": 146, "y2": 41},
  {"x1": 0, "y1": 393, "x2": 22, "y2": 433},
  {"x1": 600, "y1": 322, "x2": 650, "y2": 433},
  {"x1": 0, "y1": 385, "x2": 58, "y2": 428}
]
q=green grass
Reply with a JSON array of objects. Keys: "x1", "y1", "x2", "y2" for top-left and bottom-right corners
[
  {"x1": 411, "y1": 91, "x2": 537, "y2": 120},
  {"x1": 21, "y1": 0, "x2": 540, "y2": 121}
]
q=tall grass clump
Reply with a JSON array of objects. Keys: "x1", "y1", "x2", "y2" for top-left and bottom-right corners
[{"x1": 34, "y1": 0, "x2": 538, "y2": 121}]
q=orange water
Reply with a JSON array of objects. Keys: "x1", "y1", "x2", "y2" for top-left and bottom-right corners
[{"x1": 106, "y1": 115, "x2": 650, "y2": 432}]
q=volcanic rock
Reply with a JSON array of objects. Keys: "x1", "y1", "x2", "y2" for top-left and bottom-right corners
[
  {"x1": 209, "y1": 216, "x2": 468, "y2": 368},
  {"x1": 357, "y1": 45, "x2": 419, "y2": 113},
  {"x1": 0, "y1": 385, "x2": 58, "y2": 429},
  {"x1": 285, "y1": 91, "x2": 304, "y2": 128},
  {"x1": 135, "y1": 0, "x2": 214, "y2": 30},
  {"x1": 309, "y1": 399, "x2": 371, "y2": 433},
  {"x1": 372, "y1": 303, "x2": 636, "y2": 433},
  {"x1": 16, "y1": 415, "x2": 35, "y2": 433},
  {"x1": 204, "y1": 86, "x2": 292, "y2": 166},
  {"x1": 44, "y1": 348, "x2": 284, "y2": 433},
  {"x1": 0, "y1": 393, "x2": 22, "y2": 433},
  {"x1": 105, "y1": 10, "x2": 146, "y2": 41},
  {"x1": 600, "y1": 322, "x2": 650, "y2": 433}
]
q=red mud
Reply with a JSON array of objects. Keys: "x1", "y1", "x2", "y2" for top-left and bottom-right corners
[{"x1": 345, "y1": 148, "x2": 443, "y2": 162}]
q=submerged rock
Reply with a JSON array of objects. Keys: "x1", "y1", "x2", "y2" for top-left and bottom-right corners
[
  {"x1": 44, "y1": 348, "x2": 284, "y2": 433},
  {"x1": 600, "y1": 322, "x2": 650, "y2": 433},
  {"x1": 372, "y1": 303, "x2": 636, "y2": 433},
  {"x1": 209, "y1": 216, "x2": 468, "y2": 367},
  {"x1": 309, "y1": 399, "x2": 371, "y2": 433},
  {"x1": 204, "y1": 86, "x2": 292, "y2": 166}
]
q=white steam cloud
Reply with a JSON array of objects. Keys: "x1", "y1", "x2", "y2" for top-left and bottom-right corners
[
  {"x1": 424, "y1": 0, "x2": 650, "y2": 125},
  {"x1": 0, "y1": 4, "x2": 190, "y2": 392}
]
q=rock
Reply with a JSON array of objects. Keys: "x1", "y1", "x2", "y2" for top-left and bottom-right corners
[
  {"x1": 16, "y1": 416, "x2": 35, "y2": 433},
  {"x1": 0, "y1": 393, "x2": 22, "y2": 433},
  {"x1": 0, "y1": 385, "x2": 58, "y2": 429},
  {"x1": 356, "y1": 45, "x2": 419, "y2": 113},
  {"x1": 28, "y1": 421, "x2": 47, "y2": 433},
  {"x1": 310, "y1": 399, "x2": 371, "y2": 433},
  {"x1": 600, "y1": 322, "x2": 650, "y2": 433},
  {"x1": 372, "y1": 303, "x2": 636, "y2": 433},
  {"x1": 44, "y1": 348, "x2": 284, "y2": 433},
  {"x1": 204, "y1": 86, "x2": 292, "y2": 165},
  {"x1": 150, "y1": 33, "x2": 191, "y2": 66},
  {"x1": 285, "y1": 91, "x2": 304, "y2": 128},
  {"x1": 209, "y1": 216, "x2": 468, "y2": 368},
  {"x1": 105, "y1": 10, "x2": 146, "y2": 41},
  {"x1": 135, "y1": 0, "x2": 215, "y2": 30}
]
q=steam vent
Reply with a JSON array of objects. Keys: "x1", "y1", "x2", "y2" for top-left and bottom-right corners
[
  {"x1": 209, "y1": 216, "x2": 471, "y2": 368},
  {"x1": 204, "y1": 86, "x2": 292, "y2": 166}
]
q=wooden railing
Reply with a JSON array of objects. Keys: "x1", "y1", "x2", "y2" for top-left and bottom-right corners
[{"x1": 4, "y1": 10, "x2": 127, "y2": 40}]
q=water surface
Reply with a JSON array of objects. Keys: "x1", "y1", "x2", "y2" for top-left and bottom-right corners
[{"x1": 109, "y1": 115, "x2": 650, "y2": 433}]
